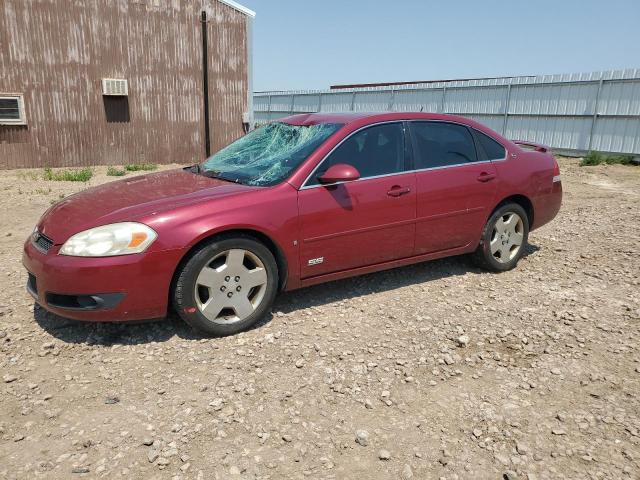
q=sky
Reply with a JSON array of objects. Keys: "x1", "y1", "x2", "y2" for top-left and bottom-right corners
[{"x1": 237, "y1": 0, "x2": 640, "y2": 92}]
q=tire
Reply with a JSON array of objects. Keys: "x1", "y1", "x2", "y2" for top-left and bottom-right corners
[
  {"x1": 173, "y1": 235, "x2": 279, "y2": 336},
  {"x1": 472, "y1": 203, "x2": 529, "y2": 272}
]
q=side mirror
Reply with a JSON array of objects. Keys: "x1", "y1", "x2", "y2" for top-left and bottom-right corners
[{"x1": 318, "y1": 164, "x2": 361, "y2": 185}]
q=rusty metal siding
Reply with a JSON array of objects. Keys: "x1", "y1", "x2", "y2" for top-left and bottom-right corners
[{"x1": 0, "y1": 0, "x2": 249, "y2": 169}]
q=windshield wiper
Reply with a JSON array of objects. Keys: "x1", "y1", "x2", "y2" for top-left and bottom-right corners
[{"x1": 199, "y1": 169, "x2": 246, "y2": 185}]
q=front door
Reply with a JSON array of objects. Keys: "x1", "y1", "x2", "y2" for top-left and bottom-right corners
[{"x1": 297, "y1": 122, "x2": 416, "y2": 278}]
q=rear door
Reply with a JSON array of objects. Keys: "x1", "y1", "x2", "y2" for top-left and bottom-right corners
[
  {"x1": 409, "y1": 121, "x2": 499, "y2": 255},
  {"x1": 297, "y1": 122, "x2": 416, "y2": 278}
]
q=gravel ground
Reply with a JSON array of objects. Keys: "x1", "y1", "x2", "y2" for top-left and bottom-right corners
[{"x1": 0, "y1": 159, "x2": 639, "y2": 480}]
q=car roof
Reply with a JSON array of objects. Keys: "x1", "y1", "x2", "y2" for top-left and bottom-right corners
[{"x1": 280, "y1": 111, "x2": 484, "y2": 128}]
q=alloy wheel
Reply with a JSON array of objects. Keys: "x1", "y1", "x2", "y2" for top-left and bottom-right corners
[
  {"x1": 490, "y1": 212, "x2": 524, "y2": 263},
  {"x1": 194, "y1": 249, "x2": 268, "y2": 324}
]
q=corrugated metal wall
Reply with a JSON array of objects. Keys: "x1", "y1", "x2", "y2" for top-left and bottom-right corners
[
  {"x1": 0, "y1": 0, "x2": 249, "y2": 169},
  {"x1": 254, "y1": 69, "x2": 640, "y2": 155}
]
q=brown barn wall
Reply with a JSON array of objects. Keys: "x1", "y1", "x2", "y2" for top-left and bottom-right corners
[{"x1": 0, "y1": 0, "x2": 249, "y2": 169}]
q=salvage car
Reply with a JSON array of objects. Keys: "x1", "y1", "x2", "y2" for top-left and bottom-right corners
[{"x1": 23, "y1": 112, "x2": 562, "y2": 335}]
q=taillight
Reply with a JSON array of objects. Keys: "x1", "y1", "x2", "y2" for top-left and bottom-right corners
[{"x1": 552, "y1": 157, "x2": 561, "y2": 183}]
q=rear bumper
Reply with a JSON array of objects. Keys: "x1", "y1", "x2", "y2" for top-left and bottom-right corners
[
  {"x1": 22, "y1": 239, "x2": 184, "y2": 322},
  {"x1": 531, "y1": 180, "x2": 562, "y2": 231}
]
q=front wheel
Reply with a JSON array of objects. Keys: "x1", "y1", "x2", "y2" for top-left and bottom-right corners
[
  {"x1": 173, "y1": 236, "x2": 279, "y2": 336},
  {"x1": 472, "y1": 203, "x2": 529, "y2": 272}
]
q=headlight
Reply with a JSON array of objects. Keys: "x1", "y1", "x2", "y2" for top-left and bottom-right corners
[{"x1": 59, "y1": 222, "x2": 157, "y2": 257}]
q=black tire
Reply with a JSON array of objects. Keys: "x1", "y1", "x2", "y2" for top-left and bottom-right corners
[
  {"x1": 173, "y1": 235, "x2": 278, "y2": 336},
  {"x1": 471, "y1": 203, "x2": 530, "y2": 272}
]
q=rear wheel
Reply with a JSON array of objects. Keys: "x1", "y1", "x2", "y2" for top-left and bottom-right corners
[
  {"x1": 472, "y1": 203, "x2": 529, "y2": 272},
  {"x1": 173, "y1": 236, "x2": 278, "y2": 336}
]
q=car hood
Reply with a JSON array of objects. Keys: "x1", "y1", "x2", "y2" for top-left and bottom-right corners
[{"x1": 38, "y1": 169, "x2": 256, "y2": 243}]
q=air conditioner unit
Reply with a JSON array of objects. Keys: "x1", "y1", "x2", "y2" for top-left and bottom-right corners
[{"x1": 102, "y1": 78, "x2": 129, "y2": 96}]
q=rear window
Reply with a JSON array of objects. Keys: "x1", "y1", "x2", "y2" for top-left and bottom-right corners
[{"x1": 474, "y1": 130, "x2": 506, "y2": 160}]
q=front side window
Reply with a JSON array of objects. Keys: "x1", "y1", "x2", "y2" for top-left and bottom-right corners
[
  {"x1": 309, "y1": 122, "x2": 405, "y2": 185},
  {"x1": 201, "y1": 122, "x2": 343, "y2": 186},
  {"x1": 410, "y1": 121, "x2": 478, "y2": 169}
]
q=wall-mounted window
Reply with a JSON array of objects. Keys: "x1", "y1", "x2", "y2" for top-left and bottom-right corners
[{"x1": 0, "y1": 94, "x2": 27, "y2": 125}]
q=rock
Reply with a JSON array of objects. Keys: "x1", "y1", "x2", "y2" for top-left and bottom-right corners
[
  {"x1": 355, "y1": 430, "x2": 369, "y2": 447},
  {"x1": 147, "y1": 449, "x2": 160, "y2": 463},
  {"x1": 456, "y1": 335, "x2": 470, "y2": 347},
  {"x1": 282, "y1": 434, "x2": 293, "y2": 443},
  {"x1": 503, "y1": 471, "x2": 518, "y2": 480},
  {"x1": 551, "y1": 428, "x2": 567, "y2": 436},
  {"x1": 71, "y1": 467, "x2": 90, "y2": 474},
  {"x1": 229, "y1": 465, "x2": 241, "y2": 475},
  {"x1": 3, "y1": 374, "x2": 17, "y2": 383},
  {"x1": 473, "y1": 428, "x2": 483, "y2": 438},
  {"x1": 516, "y1": 442, "x2": 529, "y2": 455},
  {"x1": 550, "y1": 368, "x2": 561, "y2": 375},
  {"x1": 378, "y1": 449, "x2": 391, "y2": 460},
  {"x1": 295, "y1": 359, "x2": 304, "y2": 368},
  {"x1": 104, "y1": 396, "x2": 119, "y2": 405},
  {"x1": 401, "y1": 464, "x2": 414, "y2": 479}
]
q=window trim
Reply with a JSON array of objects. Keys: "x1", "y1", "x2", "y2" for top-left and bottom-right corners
[
  {"x1": 299, "y1": 119, "x2": 509, "y2": 190},
  {"x1": 300, "y1": 121, "x2": 409, "y2": 189},
  {"x1": 0, "y1": 94, "x2": 27, "y2": 126}
]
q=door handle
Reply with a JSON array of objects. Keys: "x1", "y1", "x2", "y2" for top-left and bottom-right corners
[
  {"x1": 477, "y1": 172, "x2": 496, "y2": 183},
  {"x1": 387, "y1": 186, "x2": 411, "y2": 197}
]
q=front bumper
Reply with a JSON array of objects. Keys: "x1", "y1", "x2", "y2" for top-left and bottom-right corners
[{"x1": 22, "y1": 239, "x2": 184, "y2": 322}]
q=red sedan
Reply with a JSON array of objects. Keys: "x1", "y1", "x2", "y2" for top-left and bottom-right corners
[{"x1": 23, "y1": 113, "x2": 562, "y2": 336}]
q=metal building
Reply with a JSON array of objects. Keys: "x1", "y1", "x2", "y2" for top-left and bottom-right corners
[
  {"x1": 254, "y1": 69, "x2": 640, "y2": 156},
  {"x1": 0, "y1": 0, "x2": 255, "y2": 169}
]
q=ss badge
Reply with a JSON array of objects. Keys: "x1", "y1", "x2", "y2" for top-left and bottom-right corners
[{"x1": 308, "y1": 257, "x2": 324, "y2": 266}]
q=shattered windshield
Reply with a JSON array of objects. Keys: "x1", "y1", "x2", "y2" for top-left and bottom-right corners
[{"x1": 201, "y1": 122, "x2": 343, "y2": 186}]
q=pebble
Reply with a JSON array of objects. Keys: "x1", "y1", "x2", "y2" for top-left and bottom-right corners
[
  {"x1": 378, "y1": 449, "x2": 391, "y2": 460},
  {"x1": 516, "y1": 442, "x2": 530, "y2": 455},
  {"x1": 355, "y1": 430, "x2": 369, "y2": 447}
]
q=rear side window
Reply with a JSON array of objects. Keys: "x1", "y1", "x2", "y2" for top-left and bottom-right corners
[
  {"x1": 474, "y1": 130, "x2": 506, "y2": 160},
  {"x1": 410, "y1": 121, "x2": 478, "y2": 169},
  {"x1": 309, "y1": 122, "x2": 405, "y2": 184}
]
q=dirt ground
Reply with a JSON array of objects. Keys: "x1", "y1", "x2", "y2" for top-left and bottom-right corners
[{"x1": 0, "y1": 159, "x2": 638, "y2": 480}]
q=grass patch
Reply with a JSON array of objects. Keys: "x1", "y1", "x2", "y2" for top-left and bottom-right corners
[
  {"x1": 107, "y1": 166, "x2": 127, "y2": 177},
  {"x1": 43, "y1": 167, "x2": 93, "y2": 182},
  {"x1": 124, "y1": 163, "x2": 158, "y2": 172},
  {"x1": 580, "y1": 151, "x2": 635, "y2": 167}
]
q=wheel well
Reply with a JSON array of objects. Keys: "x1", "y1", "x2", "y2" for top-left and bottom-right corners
[
  {"x1": 493, "y1": 195, "x2": 534, "y2": 227},
  {"x1": 169, "y1": 229, "x2": 288, "y2": 304}
]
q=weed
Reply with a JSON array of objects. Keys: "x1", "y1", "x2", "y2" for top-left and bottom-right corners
[
  {"x1": 124, "y1": 163, "x2": 158, "y2": 172},
  {"x1": 107, "y1": 166, "x2": 127, "y2": 177},
  {"x1": 580, "y1": 151, "x2": 635, "y2": 167},
  {"x1": 43, "y1": 167, "x2": 93, "y2": 182}
]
